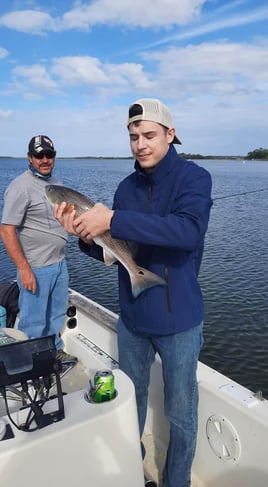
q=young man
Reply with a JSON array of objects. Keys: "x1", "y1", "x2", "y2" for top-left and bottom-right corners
[
  {"x1": 0, "y1": 135, "x2": 77, "y2": 364},
  {"x1": 54, "y1": 99, "x2": 212, "y2": 486}
]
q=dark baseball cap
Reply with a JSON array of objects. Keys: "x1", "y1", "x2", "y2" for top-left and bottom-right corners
[{"x1": 28, "y1": 135, "x2": 56, "y2": 155}]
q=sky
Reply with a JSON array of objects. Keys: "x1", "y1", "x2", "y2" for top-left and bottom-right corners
[{"x1": 0, "y1": 0, "x2": 267, "y2": 158}]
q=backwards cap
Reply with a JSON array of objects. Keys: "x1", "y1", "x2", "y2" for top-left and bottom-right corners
[{"x1": 127, "y1": 98, "x2": 181, "y2": 144}]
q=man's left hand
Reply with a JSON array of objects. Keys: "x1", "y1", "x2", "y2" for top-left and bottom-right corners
[{"x1": 73, "y1": 203, "x2": 114, "y2": 239}]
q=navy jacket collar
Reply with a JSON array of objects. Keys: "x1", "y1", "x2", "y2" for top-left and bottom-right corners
[{"x1": 134, "y1": 145, "x2": 180, "y2": 185}]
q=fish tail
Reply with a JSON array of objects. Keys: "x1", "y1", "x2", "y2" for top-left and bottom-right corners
[{"x1": 130, "y1": 267, "x2": 166, "y2": 298}]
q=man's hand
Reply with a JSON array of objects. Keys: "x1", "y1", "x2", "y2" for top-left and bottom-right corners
[
  {"x1": 18, "y1": 265, "x2": 37, "y2": 294},
  {"x1": 53, "y1": 202, "x2": 114, "y2": 242},
  {"x1": 53, "y1": 203, "x2": 81, "y2": 236},
  {"x1": 73, "y1": 203, "x2": 114, "y2": 239}
]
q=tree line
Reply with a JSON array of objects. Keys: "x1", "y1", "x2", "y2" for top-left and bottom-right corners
[
  {"x1": 179, "y1": 147, "x2": 268, "y2": 160},
  {"x1": 245, "y1": 148, "x2": 268, "y2": 160}
]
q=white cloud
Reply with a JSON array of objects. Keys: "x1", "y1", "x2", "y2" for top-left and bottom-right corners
[
  {"x1": 10, "y1": 56, "x2": 153, "y2": 99},
  {"x1": 1, "y1": 2, "x2": 268, "y2": 44},
  {"x1": 146, "y1": 5, "x2": 268, "y2": 47},
  {"x1": 145, "y1": 41, "x2": 268, "y2": 99},
  {"x1": 12, "y1": 64, "x2": 58, "y2": 92},
  {"x1": 62, "y1": 0, "x2": 205, "y2": 29},
  {"x1": 0, "y1": 1, "x2": 206, "y2": 34},
  {"x1": 51, "y1": 56, "x2": 109, "y2": 85},
  {"x1": 7, "y1": 39, "x2": 268, "y2": 116},
  {"x1": 52, "y1": 56, "x2": 153, "y2": 92},
  {"x1": 105, "y1": 63, "x2": 153, "y2": 91},
  {"x1": 0, "y1": 109, "x2": 12, "y2": 118},
  {"x1": 0, "y1": 47, "x2": 9, "y2": 59},
  {"x1": 0, "y1": 9, "x2": 58, "y2": 34}
]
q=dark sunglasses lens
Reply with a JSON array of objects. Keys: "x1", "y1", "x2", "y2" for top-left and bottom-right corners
[{"x1": 35, "y1": 151, "x2": 56, "y2": 159}]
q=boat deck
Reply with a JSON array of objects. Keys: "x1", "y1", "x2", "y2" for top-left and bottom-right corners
[{"x1": 143, "y1": 431, "x2": 200, "y2": 487}]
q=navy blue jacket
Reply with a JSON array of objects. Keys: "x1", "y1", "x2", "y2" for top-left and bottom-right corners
[{"x1": 79, "y1": 145, "x2": 212, "y2": 335}]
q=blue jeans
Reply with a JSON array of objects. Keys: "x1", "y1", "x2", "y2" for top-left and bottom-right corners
[
  {"x1": 17, "y1": 259, "x2": 69, "y2": 350},
  {"x1": 117, "y1": 318, "x2": 203, "y2": 487}
]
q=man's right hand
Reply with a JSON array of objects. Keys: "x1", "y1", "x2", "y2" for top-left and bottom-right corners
[
  {"x1": 53, "y1": 202, "x2": 78, "y2": 235},
  {"x1": 53, "y1": 203, "x2": 93, "y2": 244},
  {"x1": 18, "y1": 265, "x2": 37, "y2": 294}
]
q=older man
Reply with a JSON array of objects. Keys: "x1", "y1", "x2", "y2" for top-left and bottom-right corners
[{"x1": 0, "y1": 135, "x2": 77, "y2": 364}]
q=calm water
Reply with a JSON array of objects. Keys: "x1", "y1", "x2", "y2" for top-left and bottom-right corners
[{"x1": 1, "y1": 157, "x2": 268, "y2": 397}]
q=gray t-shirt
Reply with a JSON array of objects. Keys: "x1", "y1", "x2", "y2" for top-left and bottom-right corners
[{"x1": 1, "y1": 169, "x2": 68, "y2": 267}]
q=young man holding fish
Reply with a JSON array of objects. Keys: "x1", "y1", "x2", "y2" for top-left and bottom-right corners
[
  {"x1": 54, "y1": 99, "x2": 212, "y2": 487},
  {"x1": 0, "y1": 135, "x2": 77, "y2": 364}
]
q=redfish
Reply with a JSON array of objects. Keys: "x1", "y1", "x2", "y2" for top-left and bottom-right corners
[{"x1": 45, "y1": 184, "x2": 165, "y2": 298}]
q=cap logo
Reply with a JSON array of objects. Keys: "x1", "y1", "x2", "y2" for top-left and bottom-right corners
[{"x1": 28, "y1": 135, "x2": 55, "y2": 154}]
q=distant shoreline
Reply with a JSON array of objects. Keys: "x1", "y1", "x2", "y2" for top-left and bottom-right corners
[
  {"x1": 0, "y1": 155, "x2": 252, "y2": 160},
  {"x1": 0, "y1": 155, "x2": 267, "y2": 161},
  {"x1": 0, "y1": 155, "x2": 133, "y2": 160}
]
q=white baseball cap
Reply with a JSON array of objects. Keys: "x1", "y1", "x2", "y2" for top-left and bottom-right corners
[{"x1": 127, "y1": 98, "x2": 181, "y2": 144}]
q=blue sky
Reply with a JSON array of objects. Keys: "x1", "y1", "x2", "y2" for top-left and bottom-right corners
[{"x1": 0, "y1": 0, "x2": 267, "y2": 157}]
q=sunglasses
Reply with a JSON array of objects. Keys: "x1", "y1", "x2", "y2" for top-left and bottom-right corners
[{"x1": 33, "y1": 151, "x2": 56, "y2": 159}]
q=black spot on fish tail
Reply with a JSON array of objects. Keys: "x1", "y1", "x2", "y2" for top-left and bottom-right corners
[{"x1": 130, "y1": 267, "x2": 166, "y2": 298}]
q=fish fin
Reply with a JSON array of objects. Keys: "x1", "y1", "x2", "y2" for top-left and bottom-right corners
[
  {"x1": 130, "y1": 267, "x2": 166, "y2": 298},
  {"x1": 103, "y1": 249, "x2": 117, "y2": 266}
]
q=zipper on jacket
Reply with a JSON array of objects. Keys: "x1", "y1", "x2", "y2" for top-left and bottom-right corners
[
  {"x1": 164, "y1": 267, "x2": 171, "y2": 312},
  {"x1": 147, "y1": 183, "x2": 152, "y2": 209}
]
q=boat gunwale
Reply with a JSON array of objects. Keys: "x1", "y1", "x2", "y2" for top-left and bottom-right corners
[{"x1": 68, "y1": 288, "x2": 118, "y2": 333}]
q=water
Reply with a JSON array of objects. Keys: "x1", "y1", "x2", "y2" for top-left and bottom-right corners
[{"x1": 1, "y1": 157, "x2": 268, "y2": 397}]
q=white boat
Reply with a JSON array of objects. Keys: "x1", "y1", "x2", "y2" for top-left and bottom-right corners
[{"x1": 1, "y1": 287, "x2": 268, "y2": 487}]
